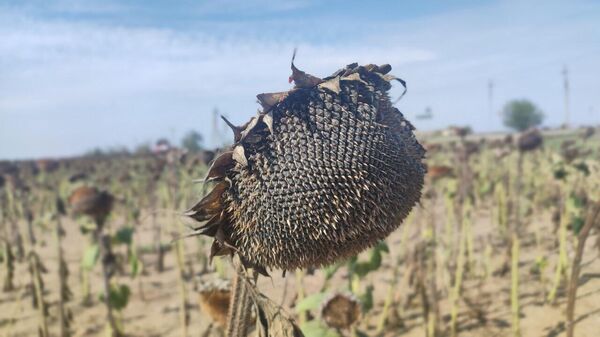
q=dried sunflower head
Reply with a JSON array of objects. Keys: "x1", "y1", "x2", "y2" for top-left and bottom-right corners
[
  {"x1": 68, "y1": 186, "x2": 113, "y2": 222},
  {"x1": 36, "y1": 159, "x2": 59, "y2": 173},
  {"x1": 197, "y1": 279, "x2": 231, "y2": 328},
  {"x1": 582, "y1": 126, "x2": 595, "y2": 140},
  {"x1": 459, "y1": 140, "x2": 480, "y2": 158},
  {"x1": 427, "y1": 165, "x2": 453, "y2": 181},
  {"x1": 320, "y1": 292, "x2": 361, "y2": 330},
  {"x1": 517, "y1": 128, "x2": 543, "y2": 152},
  {"x1": 3, "y1": 173, "x2": 28, "y2": 193},
  {"x1": 188, "y1": 59, "x2": 425, "y2": 272}
]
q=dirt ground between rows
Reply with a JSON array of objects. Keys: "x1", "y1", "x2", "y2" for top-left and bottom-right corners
[{"x1": 1, "y1": 203, "x2": 599, "y2": 337}]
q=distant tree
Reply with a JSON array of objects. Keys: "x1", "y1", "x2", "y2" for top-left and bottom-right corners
[
  {"x1": 502, "y1": 99, "x2": 544, "y2": 132},
  {"x1": 134, "y1": 142, "x2": 152, "y2": 155},
  {"x1": 84, "y1": 147, "x2": 105, "y2": 157},
  {"x1": 84, "y1": 146, "x2": 129, "y2": 158},
  {"x1": 181, "y1": 130, "x2": 204, "y2": 152}
]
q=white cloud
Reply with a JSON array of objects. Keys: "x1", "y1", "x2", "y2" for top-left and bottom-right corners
[{"x1": 1, "y1": 0, "x2": 599, "y2": 159}]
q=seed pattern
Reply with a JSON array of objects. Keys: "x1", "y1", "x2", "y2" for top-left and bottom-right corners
[{"x1": 187, "y1": 62, "x2": 426, "y2": 272}]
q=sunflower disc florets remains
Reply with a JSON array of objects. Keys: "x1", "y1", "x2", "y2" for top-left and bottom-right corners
[
  {"x1": 68, "y1": 186, "x2": 114, "y2": 223},
  {"x1": 187, "y1": 56, "x2": 426, "y2": 273},
  {"x1": 197, "y1": 279, "x2": 232, "y2": 328},
  {"x1": 320, "y1": 292, "x2": 362, "y2": 330},
  {"x1": 517, "y1": 128, "x2": 543, "y2": 152}
]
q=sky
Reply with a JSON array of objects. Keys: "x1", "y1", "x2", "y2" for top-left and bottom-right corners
[{"x1": 1, "y1": 0, "x2": 599, "y2": 160}]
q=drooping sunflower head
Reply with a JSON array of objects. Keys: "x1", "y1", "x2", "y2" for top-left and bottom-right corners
[{"x1": 188, "y1": 60, "x2": 425, "y2": 273}]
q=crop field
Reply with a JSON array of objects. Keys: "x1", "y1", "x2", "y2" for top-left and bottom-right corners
[{"x1": 1, "y1": 127, "x2": 599, "y2": 337}]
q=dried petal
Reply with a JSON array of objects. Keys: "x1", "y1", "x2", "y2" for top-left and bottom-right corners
[
  {"x1": 257, "y1": 92, "x2": 289, "y2": 112},
  {"x1": 233, "y1": 145, "x2": 248, "y2": 167},
  {"x1": 289, "y1": 49, "x2": 323, "y2": 88},
  {"x1": 185, "y1": 181, "x2": 229, "y2": 221},
  {"x1": 317, "y1": 77, "x2": 341, "y2": 94},
  {"x1": 221, "y1": 116, "x2": 243, "y2": 142},
  {"x1": 262, "y1": 112, "x2": 274, "y2": 134},
  {"x1": 204, "y1": 151, "x2": 234, "y2": 182},
  {"x1": 341, "y1": 72, "x2": 368, "y2": 85}
]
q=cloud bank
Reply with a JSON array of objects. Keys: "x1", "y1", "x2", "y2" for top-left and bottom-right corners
[{"x1": 1, "y1": 0, "x2": 599, "y2": 159}]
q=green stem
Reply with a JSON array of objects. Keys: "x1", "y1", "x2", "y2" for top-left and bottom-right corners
[
  {"x1": 30, "y1": 252, "x2": 49, "y2": 337},
  {"x1": 296, "y1": 269, "x2": 307, "y2": 325},
  {"x1": 511, "y1": 234, "x2": 521, "y2": 337}
]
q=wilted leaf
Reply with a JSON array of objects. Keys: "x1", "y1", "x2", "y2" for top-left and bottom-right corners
[
  {"x1": 79, "y1": 220, "x2": 96, "y2": 235},
  {"x1": 553, "y1": 167, "x2": 568, "y2": 180},
  {"x1": 569, "y1": 194, "x2": 586, "y2": 210},
  {"x1": 354, "y1": 241, "x2": 388, "y2": 277},
  {"x1": 299, "y1": 321, "x2": 341, "y2": 337},
  {"x1": 82, "y1": 244, "x2": 99, "y2": 270},
  {"x1": 114, "y1": 227, "x2": 134, "y2": 245},
  {"x1": 377, "y1": 241, "x2": 389, "y2": 253},
  {"x1": 359, "y1": 285, "x2": 374, "y2": 313},
  {"x1": 295, "y1": 292, "x2": 327, "y2": 312},
  {"x1": 324, "y1": 263, "x2": 342, "y2": 281},
  {"x1": 572, "y1": 216, "x2": 585, "y2": 235},
  {"x1": 573, "y1": 162, "x2": 590, "y2": 176},
  {"x1": 445, "y1": 179, "x2": 458, "y2": 198},
  {"x1": 100, "y1": 284, "x2": 131, "y2": 311},
  {"x1": 355, "y1": 330, "x2": 369, "y2": 337},
  {"x1": 129, "y1": 250, "x2": 142, "y2": 277},
  {"x1": 479, "y1": 181, "x2": 493, "y2": 196},
  {"x1": 252, "y1": 289, "x2": 304, "y2": 337},
  {"x1": 530, "y1": 256, "x2": 548, "y2": 275}
]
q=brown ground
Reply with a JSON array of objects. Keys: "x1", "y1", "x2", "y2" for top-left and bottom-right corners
[{"x1": 1, "y1": 204, "x2": 599, "y2": 337}]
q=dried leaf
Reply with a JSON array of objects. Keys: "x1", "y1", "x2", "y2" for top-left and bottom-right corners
[
  {"x1": 192, "y1": 211, "x2": 226, "y2": 235},
  {"x1": 253, "y1": 291, "x2": 304, "y2": 337},
  {"x1": 239, "y1": 256, "x2": 270, "y2": 277},
  {"x1": 210, "y1": 241, "x2": 233, "y2": 261}
]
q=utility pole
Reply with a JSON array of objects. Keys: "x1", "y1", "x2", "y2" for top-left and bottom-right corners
[
  {"x1": 488, "y1": 79, "x2": 494, "y2": 116},
  {"x1": 211, "y1": 107, "x2": 219, "y2": 147},
  {"x1": 562, "y1": 65, "x2": 570, "y2": 128}
]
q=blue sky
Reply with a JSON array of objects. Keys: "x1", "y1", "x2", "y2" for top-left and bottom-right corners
[{"x1": 1, "y1": 0, "x2": 599, "y2": 159}]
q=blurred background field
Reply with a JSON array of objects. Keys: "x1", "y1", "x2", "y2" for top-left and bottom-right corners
[
  {"x1": 1, "y1": 1, "x2": 600, "y2": 337},
  {"x1": 2, "y1": 126, "x2": 600, "y2": 337}
]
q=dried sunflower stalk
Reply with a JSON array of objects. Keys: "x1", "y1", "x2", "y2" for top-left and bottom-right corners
[{"x1": 187, "y1": 56, "x2": 426, "y2": 273}]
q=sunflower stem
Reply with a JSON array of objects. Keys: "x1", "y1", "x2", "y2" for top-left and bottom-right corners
[
  {"x1": 226, "y1": 262, "x2": 254, "y2": 337},
  {"x1": 566, "y1": 203, "x2": 600, "y2": 337}
]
